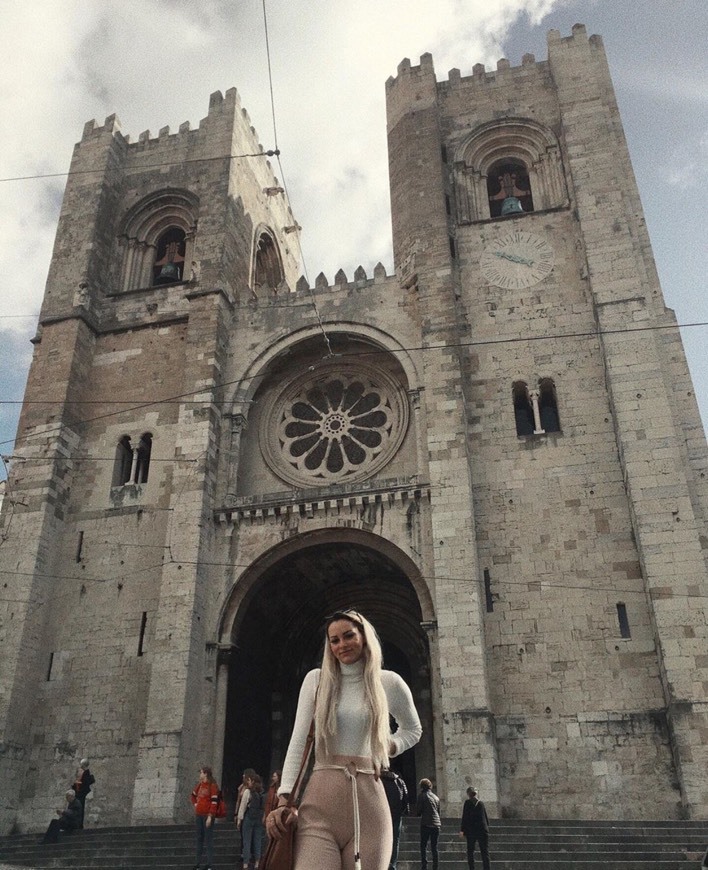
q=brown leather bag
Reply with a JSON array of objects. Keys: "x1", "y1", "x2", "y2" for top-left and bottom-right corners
[{"x1": 261, "y1": 719, "x2": 315, "y2": 870}]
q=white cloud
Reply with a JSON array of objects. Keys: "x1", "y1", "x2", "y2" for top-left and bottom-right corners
[
  {"x1": 0, "y1": 0, "x2": 574, "y2": 324},
  {"x1": 4, "y1": 0, "x2": 707, "y2": 460}
]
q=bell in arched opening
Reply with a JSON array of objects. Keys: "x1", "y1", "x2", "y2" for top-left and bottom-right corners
[
  {"x1": 487, "y1": 160, "x2": 534, "y2": 218},
  {"x1": 152, "y1": 227, "x2": 186, "y2": 285},
  {"x1": 501, "y1": 196, "x2": 524, "y2": 215},
  {"x1": 156, "y1": 260, "x2": 180, "y2": 282}
]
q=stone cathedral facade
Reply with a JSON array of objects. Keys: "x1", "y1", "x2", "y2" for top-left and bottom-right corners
[{"x1": 1, "y1": 25, "x2": 707, "y2": 832}]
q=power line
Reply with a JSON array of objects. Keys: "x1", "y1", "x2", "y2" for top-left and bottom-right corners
[
  {"x1": 0, "y1": 318, "x2": 707, "y2": 415},
  {"x1": 0, "y1": 552, "x2": 703, "y2": 601},
  {"x1": 259, "y1": 0, "x2": 332, "y2": 359},
  {"x1": 0, "y1": 150, "x2": 281, "y2": 185}
]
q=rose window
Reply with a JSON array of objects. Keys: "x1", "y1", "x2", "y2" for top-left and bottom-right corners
[{"x1": 262, "y1": 364, "x2": 409, "y2": 486}]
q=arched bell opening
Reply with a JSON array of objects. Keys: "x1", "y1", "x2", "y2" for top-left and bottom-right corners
[{"x1": 219, "y1": 538, "x2": 434, "y2": 808}]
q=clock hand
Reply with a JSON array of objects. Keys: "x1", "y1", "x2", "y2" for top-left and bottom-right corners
[{"x1": 494, "y1": 251, "x2": 534, "y2": 267}]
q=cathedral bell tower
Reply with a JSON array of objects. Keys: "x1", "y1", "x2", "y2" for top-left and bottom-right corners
[
  {"x1": 0, "y1": 88, "x2": 299, "y2": 830},
  {"x1": 385, "y1": 25, "x2": 708, "y2": 818}
]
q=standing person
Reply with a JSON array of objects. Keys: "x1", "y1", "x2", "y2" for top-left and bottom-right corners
[
  {"x1": 237, "y1": 773, "x2": 266, "y2": 869},
  {"x1": 263, "y1": 770, "x2": 281, "y2": 819},
  {"x1": 380, "y1": 768, "x2": 408, "y2": 870},
  {"x1": 71, "y1": 758, "x2": 95, "y2": 828},
  {"x1": 459, "y1": 787, "x2": 491, "y2": 870},
  {"x1": 415, "y1": 778, "x2": 441, "y2": 870},
  {"x1": 190, "y1": 765, "x2": 220, "y2": 870},
  {"x1": 266, "y1": 609, "x2": 422, "y2": 870},
  {"x1": 41, "y1": 789, "x2": 82, "y2": 844},
  {"x1": 235, "y1": 768, "x2": 256, "y2": 858}
]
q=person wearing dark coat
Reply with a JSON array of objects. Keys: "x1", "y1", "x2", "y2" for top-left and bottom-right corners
[
  {"x1": 71, "y1": 758, "x2": 95, "y2": 828},
  {"x1": 42, "y1": 789, "x2": 82, "y2": 844},
  {"x1": 459, "y1": 787, "x2": 491, "y2": 870},
  {"x1": 415, "y1": 778, "x2": 441, "y2": 870},
  {"x1": 381, "y1": 768, "x2": 408, "y2": 870}
]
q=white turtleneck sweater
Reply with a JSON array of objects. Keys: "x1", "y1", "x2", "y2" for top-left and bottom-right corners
[{"x1": 279, "y1": 661, "x2": 422, "y2": 794}]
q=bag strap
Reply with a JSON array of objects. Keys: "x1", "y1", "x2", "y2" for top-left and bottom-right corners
[{"x1": 285, "y1": 716, "x2": 315, "y2": 809}]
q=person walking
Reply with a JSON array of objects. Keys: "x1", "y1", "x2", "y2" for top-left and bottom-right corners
[
  {"x1": 263, "y1": 770, "x2": 281, "y2": 820},
  {"x1": 266, "y1": 608, "x2": 422, "y2": 870},
  {"x1": 459, "y1": 787, "x2": 491, "y2": 870},
  {"x1": 415, "y1": 778, "x2": 441, "y2": 870},
  {"x1": 190, "y1": 765, "x2": 220, "y2": 870},
  {"x1": 237, "y1": 773, "x2": 266, "y2": 869},
  {"x1": 380, "y1": 768, "x2": 408, "y2": 870}
]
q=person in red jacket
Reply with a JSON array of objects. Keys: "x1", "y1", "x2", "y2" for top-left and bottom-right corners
[{"x1": 190, "y1": 765, "x2": 220, "y2": 870}]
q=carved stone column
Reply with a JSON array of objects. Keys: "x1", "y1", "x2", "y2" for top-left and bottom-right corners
[{"x1": 225, "y1": 412, "x2": 248, "y2": 504}]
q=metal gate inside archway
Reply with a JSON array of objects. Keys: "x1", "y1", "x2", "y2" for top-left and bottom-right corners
[{"x1": 220, "y1": 539, "x2": 433, "y2": 805}]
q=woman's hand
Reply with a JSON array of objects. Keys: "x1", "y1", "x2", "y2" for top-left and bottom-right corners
[{"x1": 266, "y1": 805, "x2": 298, "y2": 840}]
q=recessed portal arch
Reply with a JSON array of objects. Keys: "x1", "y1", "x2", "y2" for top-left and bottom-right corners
[{"x1": 217, "y1": 531, "x2": 435, "y2": 806}]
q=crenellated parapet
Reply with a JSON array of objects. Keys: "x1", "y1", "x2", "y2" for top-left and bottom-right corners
[
  {"x1": 275, "y1": 261, "x2": 393, "y2": 300},
  {"x1": 387, "y1": 24, "x2": 604, "y2": 107},
  {"x1": 78, "y1": 88, "x2": 282, "y2": 185},
  {"x1": 82, "y1": 88, "x2": 258, "y2": 150}
]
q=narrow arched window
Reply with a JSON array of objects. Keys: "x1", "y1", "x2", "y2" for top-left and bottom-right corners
[
  {"x1": 513, "y1": 382, "x2": 534, "y2": 436},
  {"x1": 153, "y1": 227, "x2": 186, "y2": 285},
  {"x1": 112, "y1": 436, "x2": 133, "y2": 487},
  {"x1": 616, "y1": 602, "x2": 631, "y2": 639},
  {"x1": 254, "y1": 232, "x2": 283, "y2": 291},
  {"x1": 488, "y1": 159, "x2": 534, "y2": 217},
  {"x1": 538, "y1": 378, "x2": 561, "y2": 433},
  {"x1": 134, "y1": 433, "x2": 152, "y2": 483}
]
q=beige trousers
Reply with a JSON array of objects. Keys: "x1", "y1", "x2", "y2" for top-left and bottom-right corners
[{"x1": 294, "y1": 755, "x2": 392, "y2": 870}]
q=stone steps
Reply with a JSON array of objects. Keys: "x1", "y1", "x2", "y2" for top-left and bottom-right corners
[{"x1": 0, "y1": 819, "x2": 705, "y2": 869}]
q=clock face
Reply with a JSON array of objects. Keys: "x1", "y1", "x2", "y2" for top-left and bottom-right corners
[{"x1": 480, "y1": 230, "x2": 554, "y2": 289}]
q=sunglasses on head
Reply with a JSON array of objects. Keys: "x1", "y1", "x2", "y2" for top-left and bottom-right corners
[{"x1": 324, "y1": 609, "x2": 364, "y2": 628}]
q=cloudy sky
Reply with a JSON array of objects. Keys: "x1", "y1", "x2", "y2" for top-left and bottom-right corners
[{"x1": 1, "y1": 0, "x2": 706, "y2": 481}]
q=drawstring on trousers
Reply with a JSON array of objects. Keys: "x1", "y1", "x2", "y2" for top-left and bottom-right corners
[{"x1": 314, "y1": 760, "x2": 375, "y2": 870}]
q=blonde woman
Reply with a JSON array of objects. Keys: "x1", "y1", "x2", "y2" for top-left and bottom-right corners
[{"x1": 267, "y1": 609, "x2": 422, "y2": 870}]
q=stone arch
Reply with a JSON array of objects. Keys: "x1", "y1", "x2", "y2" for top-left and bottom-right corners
[
  {"x1": 219, "y1": 527, "x2": 435, "y2": 639},
  {"x1": 454, "y1": 118, "x2": 567, "y2": 221},
  {"x1": 215, "y1": 529, "x2": 436, "y2": 804},
  {"x1": 228, "y1": 322, "x2": 421, "y2": 414},
  {"x1": 222, "y1": 324, "x2": 422, "y2": 500},
  {"x1": 251, "y1": 225, "x2": 285, "y2": 293},
  {"x1": 117, "y1": 189, "x2": 199, "y2": 291}
]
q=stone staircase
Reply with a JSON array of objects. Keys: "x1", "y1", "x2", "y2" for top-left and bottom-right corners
[{"x1": 0, "y1": 818, "x2": 705, "y2": 869}]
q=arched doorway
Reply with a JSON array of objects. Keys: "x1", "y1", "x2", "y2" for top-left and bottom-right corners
[{"x1": 219, "y1": 537, "x2": 434, "y2": 806}]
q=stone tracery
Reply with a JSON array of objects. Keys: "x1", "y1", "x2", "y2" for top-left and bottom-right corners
[{"x1": 262, "y1": 363, "x2": 409, "y2": 486}]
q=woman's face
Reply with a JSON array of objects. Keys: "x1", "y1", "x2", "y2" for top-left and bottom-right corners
[
  {"x1": 327, "y1": 618, "x2": 366, "y2": 665},
  {"x1": 271, "y1": 771, "x2": 280, "y2": 786},
  {"x1": 199, "y1": 769, "x2": 207, "y2": 782}
]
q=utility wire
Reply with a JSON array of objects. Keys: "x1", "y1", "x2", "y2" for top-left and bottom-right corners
[
  {"x1": 0, "y1": 151, "x2": 281, "y2": 184},
  {"x1": 0, "y1": 318, "x2": 707, "y2": 416},
  {"x1": 0, "y1": 551, "x2": 703, "y2": 600},
  {"x1": 260, "y1": 0, "x2": 332, "y2": 359}
]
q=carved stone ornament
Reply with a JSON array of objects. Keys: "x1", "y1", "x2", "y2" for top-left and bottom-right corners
[{"x1": 261, "y1": 362, "x2": 409, "y2": 486}]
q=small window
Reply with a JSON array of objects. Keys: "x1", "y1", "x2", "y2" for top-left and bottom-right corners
[
  {"x1": 513, "y1": 382, "x2": 534, "y2": 436},
  {"x1": 134, "y1": 433, "x2": 152, "y2": 483},
  {"x1": 616, "y1": 602, "x2": 631, "y2": 639},
  {"x1": 153, "y1": 227, "x2": 186, "y2": 285},
  {"x1": 487, "y1": 159, "x2": 534, "y2": 218},
  {"x1": 538, "y1": 379, "x2": 561, "y2": 433},
  {"x1": 112, "y1": 436, "x2": 133, "y2": 487}
]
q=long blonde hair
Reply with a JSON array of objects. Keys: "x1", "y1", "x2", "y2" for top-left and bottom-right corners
[{"x1": 315, "y1": 610, "x2": 390, "y2": 768}]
